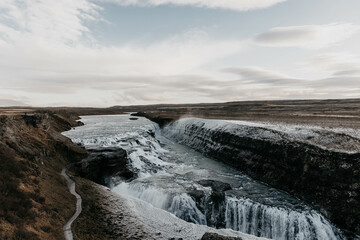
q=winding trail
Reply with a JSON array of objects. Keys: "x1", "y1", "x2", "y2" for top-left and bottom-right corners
[{"x1": 61, "y1": 164, "x2": 82, "y2": 240}]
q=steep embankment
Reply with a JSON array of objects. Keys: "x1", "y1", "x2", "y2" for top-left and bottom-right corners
[
  {"x1": 0, "y1": 112, "x2": 87, "y2": 239},
  {"x1": 162, "y1": 118, "x2": 360, "y2": 236}
]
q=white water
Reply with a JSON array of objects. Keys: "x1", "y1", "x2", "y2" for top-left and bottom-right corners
[
  {"x1": 169, "y1": 193, "x2": 207, "y2": 225},
  {"x1": 64, "y1": 114, "x2": 344, "y2": 240},
  {"x1": 225, "y1": 197, "x2": 337, "y2": 240}
]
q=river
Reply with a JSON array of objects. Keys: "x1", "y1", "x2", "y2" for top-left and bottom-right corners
[{"x1": 63, "y1": 114, "x2": 343, "y2": 240}]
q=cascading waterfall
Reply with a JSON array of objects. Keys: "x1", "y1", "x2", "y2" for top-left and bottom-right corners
[
  {"x1": 169, "y1": 193, "x2": 207, "y2": 225},
  {"x1": 64, "y1": 114, "x2": 345, "y2": 240},
  {"x1": 113, "y1": 181, "x2": 340, "y2": 240},
  {"x1": 114, "y1": 182, "x2": 170, "y2": 209},
  {"x1": 161, "y1": 118, "x2": 347, "y2": 239},
  {"x1": 225, "y1": 197, "x2": 338, "y2": 240},
  {"x1": 113, "y1": 182, "x2": 207, "y2": 225},
  {"x1": 113, "y1": 183, "x2": 206, "y2": 225}
]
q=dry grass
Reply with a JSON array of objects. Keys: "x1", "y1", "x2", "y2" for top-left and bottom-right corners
[{"x1": 0, "y1": 111, "x2": 87, "y2": 239}]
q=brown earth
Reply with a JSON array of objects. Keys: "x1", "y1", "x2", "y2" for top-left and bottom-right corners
[
  {"x1": 115, "y1": 98, "x2": 360, "y2": 128},
  {"x1": 0, "y1": 111, "x2": 87, "y2": 239},
  {"x1": 2, "y1": 98, "x2": 359, "y2": 127}
]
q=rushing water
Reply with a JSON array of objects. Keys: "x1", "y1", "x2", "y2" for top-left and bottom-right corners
[{"x1": 64, "y1": 114, "x2": 343, "y2": 240}]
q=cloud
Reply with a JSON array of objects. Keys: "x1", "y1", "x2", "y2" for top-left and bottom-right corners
[
  {"x1": 0, "y1": 1, "x2": 359, "y2": 106},
  {"x1": 253, "y1": 23, "x2": 360, "y2": 49},
  {"x1": 0, "y1": 1, "x2": 244, "y2": 107},
  {"x1": 221, "y1": 66, "x2": 304, "y2": 85},
  {"x1": 303, "y1": 52, "x2": 360, "y2": 77},
  {"x1": 0, "y1": 0, "x2": 246, "y2": 106},
  {"x1": 0, "y1": 99, "x2": 28, "y2": 107},
  {"x1": 0, "y1": 0, "x2": 101, "y2": 45},
  {"x1": 0, "y1": 29, "x2": 243, "y2": 82},
  {"x1": 218, "y1": 66, "x2": 360, "y2": 100},
  {"x1": 100, "y1": 0, "x2": 286, "y2": 11}
]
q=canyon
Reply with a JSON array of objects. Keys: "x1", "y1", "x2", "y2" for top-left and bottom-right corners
[{"x1": 0, "y1": 98, "x2": 359, "y2": 239}]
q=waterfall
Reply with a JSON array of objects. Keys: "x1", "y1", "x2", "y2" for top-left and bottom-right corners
[
  {"x1": 113, "y1": 182, "x2": 170, "y2": 209},
  {"x1": 169, "y1": 193, "x2": 207, "y2": 225},
  {"x1": 225, "y1": 197, "x2": 339, "y2": 240},
  {"x1": 114, "y1": 182, "x2": 341, "y2": 240},
  {"x1": 113, "y1": 183, "x2": 207, "y2": 225},
  {"x1": 66, "y1": 115, "x2": 346, "y2": 240}
]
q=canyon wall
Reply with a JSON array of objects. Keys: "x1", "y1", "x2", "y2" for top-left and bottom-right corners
[{"x1": 162, "y1": 118, "x2": 360, "y2": 236}]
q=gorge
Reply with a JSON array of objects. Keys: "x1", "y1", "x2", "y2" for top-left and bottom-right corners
[{"x1": 63, "y1": 114, "x2": 358, "y2": 239}]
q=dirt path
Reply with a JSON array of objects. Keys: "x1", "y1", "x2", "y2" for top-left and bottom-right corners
[{"x1": 61, "y1": 165, "x2": 82, "y2": 240}]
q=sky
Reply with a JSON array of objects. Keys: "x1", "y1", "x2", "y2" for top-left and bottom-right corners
[{"x1": 0, "y1": 0, "x2": 360, "y2": 107}]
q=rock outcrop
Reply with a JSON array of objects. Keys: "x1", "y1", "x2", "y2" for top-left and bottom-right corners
[
  {"x1": 201, "y1": 232, "x2": 243, "y2": 240},
  {"x1": 72, "y1": 148, "x2": 134, "y2": 187},
  {"x1": 188, "y1": 180, "x2": 232, "y2": 228}
]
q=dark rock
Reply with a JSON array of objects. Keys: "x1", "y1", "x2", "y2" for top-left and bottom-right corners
[
  {"x1": 187, "y1": 189, "x2": 204, "y2": 202},
  {"x1": 198, "y1": 180, "x2": 232, "y2": 193},
  {"x1": 187, "y1": 180, "x2": 232, "y2": 228},
  {"x1": 72, "y1": 148, "x2": 135, "y2": 187},
  {"x1": 201, "y1": 232, "x2": 243, "y2": 240},
  {"x1": 23, "y1": 114, "x2": 43, "y2": 127},
  {"x1": 197, "y1": 180, "x2": 231, "y2": 207}
]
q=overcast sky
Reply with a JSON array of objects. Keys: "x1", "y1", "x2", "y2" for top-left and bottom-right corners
[{"x1": 0, "y1": 0, "x2": 360, "y2": 107}]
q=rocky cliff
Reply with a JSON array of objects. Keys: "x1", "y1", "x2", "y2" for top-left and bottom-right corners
[
  {"x1": 72, "y1": 147, "x2": 134, "y2": 187},
  {"x1": 0, "y1": 111, "x2": 87, "y2": 239},
  {"x1": 162, "y1": 118, "x2": 360, "y2": 237}
]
